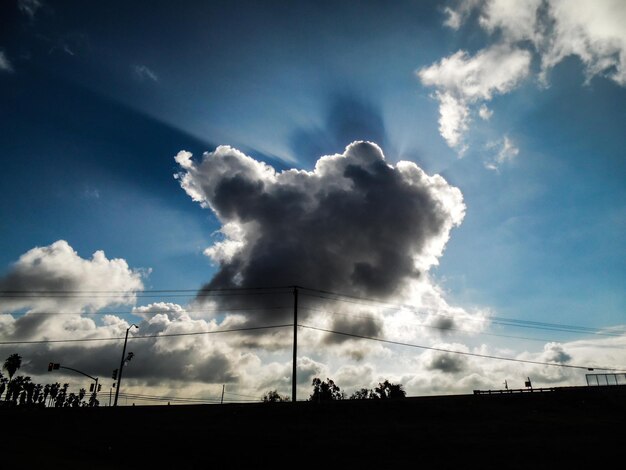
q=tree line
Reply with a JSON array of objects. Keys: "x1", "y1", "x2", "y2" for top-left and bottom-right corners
[
  {"x1": 2, "y1": 352, "x2": 406, "y2": 407},
  {"x1": 1, "y1": 353, "x2": 99, "y2": 408},
  {"x1": 263, "y1": 377, "x2": 407, "y2": 402}
]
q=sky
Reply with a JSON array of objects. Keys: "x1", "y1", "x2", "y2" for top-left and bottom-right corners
[{"x1": 0, "y1": 0, "x2": 625, "y2": 403}]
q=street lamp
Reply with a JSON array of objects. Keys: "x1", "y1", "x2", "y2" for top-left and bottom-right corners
[
  {"x1": 114, "y1": 323, "x2": 138, "y2": 406},
  {"x1": 47, "y1": 363, "x2": 99, "y2": 406}
]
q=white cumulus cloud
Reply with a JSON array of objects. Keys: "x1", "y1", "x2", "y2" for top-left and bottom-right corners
[
  {"x1": 541, "y1": 0, "x2": 626, "y2": 85},
  {"x1": 421, "y1": 0, "x2": 626, "y2": 159},
  {"x1": 0, "y1": 240, "x2": 145, "y2": 315},
  {"x1": 418, "y1": 45, "x2": 531, "y2": 152}
]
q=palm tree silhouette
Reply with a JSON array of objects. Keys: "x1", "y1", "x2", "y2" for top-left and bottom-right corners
[
  {"x1": 3, "y1": 353, "x2": 22, "y2": 384},
  {"x1": 48, "y1": 382, "x2": 60, "y2": 407},
  {"x1": 3, "y1": 354, "x2": 23, "y2": 403}
]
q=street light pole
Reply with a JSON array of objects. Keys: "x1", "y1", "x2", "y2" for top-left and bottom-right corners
[
  {"x1": 114, "y1": 324, "x2": 138, "y2": 407},
  {"x1": 48, "y1": 364, "x2": 99, "y2": 405}
]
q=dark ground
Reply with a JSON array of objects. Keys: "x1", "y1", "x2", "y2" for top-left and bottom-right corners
[{"x1": 3, "y1": 385, "x2": 625, "y2": 469}]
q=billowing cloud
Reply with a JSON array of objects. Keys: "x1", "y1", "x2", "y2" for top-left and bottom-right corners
[
  {"x1": 478, "y1": 0, "x2": 543, "y2": 43},
  {"x1": 423, "y1": 344, "x2": 469, "y2": 374},
  {"x1": 0, "y1": 242, "x2": 257, "y2": 397},
  {"x1": 2, "y1": 287, "x2": 624, "y2": 401},
  {"x1": 0, "y1": 240, "x2": 145, "y2": 340},
  {"x1": 418, "y1": 45, "x2": 531, "y2": 152},
  {"x1": 433, "y1": 92, "x2": 470, "y2": 152},
  {"x1": 541, "y1": 0, "x2": 626, "y2": 85},
  {"x1": 418, "y1": 46, "x2": 532, "y2": 102},
  {"x1": 539, "y1": 342, "x2": 572, "y2": 364},
  {"x1": 421, "y1": 0, "x2": 626, "y2": 158},
  {"x1": 325, "y1": 315, "x2": 384, "y2": 345},
  {"x1": 442, "y1": 0, "x2": 482, "y2": 30},
  {"x1": 0, "y1": 240, "x2": 144, "y2": 315},
  {"x1": 175, "y1": 142, "x2": 467, "y2": 338},
  {"x1": 334, "y1": 363, "x2": 375, "y2": 390},
  {"x1": 0, "y1": 51, "x2": 14, "y2": 73}
]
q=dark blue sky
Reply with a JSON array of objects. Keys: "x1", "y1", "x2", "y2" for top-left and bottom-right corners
[{"x1": 1, "y1": 0, "x2": 625, "y2": 337}]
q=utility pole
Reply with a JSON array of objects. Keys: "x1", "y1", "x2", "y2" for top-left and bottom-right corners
[
  {"x1": 114, "y1": 324, "x2": 138, "y2": 406},
  {"x1": 221, "y1": 384, "x2": 225, "y2": 404},
  {"x1": 292, "y1": 286, "x2": 298, "y2": 403}
]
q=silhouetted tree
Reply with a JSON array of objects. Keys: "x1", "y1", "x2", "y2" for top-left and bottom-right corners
[
  {"x1": 55, "y1": 383, "x2": 68, "y2": 407},
  {"x1": 263, "y1": 390, "x2": 290, "y2": 402},
  {"x1": 42, "y1": 384, "x2": 50, "y2": 405},
  {"x1": 3, "y1": 354, "x2": 22, "y2": 382},
  {"x1": 0, "y1": 354, "x2": 93, "y2": 408},
  {"x1": 48, "y1": 383, "x2": 60, "y2": 407},
  {"x1": 88, "y1": 391, "x2": 99, "y2": 407},
  {"x1": 6, "y1": 375, "x2": 29, "y2": 403},
  {"x1": 375, "y1": 380, "x2": 406, "y2": 399},
  {"x1": 24, "y1": 379, "x2": 35, "y2": 405},
  {"x1": 67, "y1": 392, "x2": 80, "y2": 407},
  {"x1": 33, "y1": 383, "x2": 42, "y2": 404},
  {"x1": 350, "y1": 387, "x2": 376, "y2": 400},
  {"x1": 309, "y1": 378, "x2": 345, "y2": 402}
]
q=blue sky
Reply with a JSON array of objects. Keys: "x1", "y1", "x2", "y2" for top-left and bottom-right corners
[{"x1": 0, "y1": 1, "x2": 624, "y2": 397}]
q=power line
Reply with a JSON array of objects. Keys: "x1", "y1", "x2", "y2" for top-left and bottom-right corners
[
  {"x1": 0, "y1": 287, "x2": 293, "y2": 300},
  {"x1": 0, "y1": 291, "x2": 290, "y2": 299},
  {"x1": 0, "y1": 324, "x2": 293, "y2": 345},
  {"x1": 115, "y1": 393, "x2": 218, "y2": 403},
  {"x1": 13, "y1": 305, "x2": 292, "y2": 315},
  {"x1": 298, "y1": 324, "x2": 625, "y2": 372},
  {"x1": 224, "y1": 391, "x2": 263, "y2": 399},
  {"x1": 0, "y1": 286, "x2": 293, "y2": 294},
  {"x1": 2, "y1": 284, "x2": 623, "y2": 342},
  {"x1": 299, "y1": 305, "x2": 562, "y2": 344},
  {"x1": 114, "y1": 392, "x2": 260, "y2": 403},
  {"x1": 299, "y1": 289, "x2": 624, "y2": 337},
  {"x1": 302, "y1": 304, "x2": 624, "y2": 340},
  {"x1": 2, "y1": 284, "x2": 622, "y2": 337}
]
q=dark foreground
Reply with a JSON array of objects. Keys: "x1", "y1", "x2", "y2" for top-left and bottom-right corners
[{"x1": 3, "y1": 385, "x2": 625, "y2": 469}]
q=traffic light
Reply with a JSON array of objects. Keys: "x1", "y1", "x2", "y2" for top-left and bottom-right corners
[
  {"x1": 112, "y1": 368, "x2": 118, "y2": 380},
  {"x1": 97, "y1": 384, "x2": 102, "y2": 392},
  {"x1": 48, "y1": 362, "x2": 53, "y2": 372},
  {"x1": 53, "y1": 363, "x2": 60, "y2": 370},
  {"x1": 90, "y1": 383, "x2": 94, "y2": 392},
  {"x1": 48, "y1": 362, "x2": 60, "y2": 372}
]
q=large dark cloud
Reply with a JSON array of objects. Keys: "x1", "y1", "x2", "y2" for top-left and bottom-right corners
[
  {"x1": 175, "y1": 141, "x2": 465, "y2": 333},
  {"x1": 425, "y1": 352, "x2": 467, "y2": 374},
  {"x1": 325, "y1": 315, "x2": 383, "y2": 345}
]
